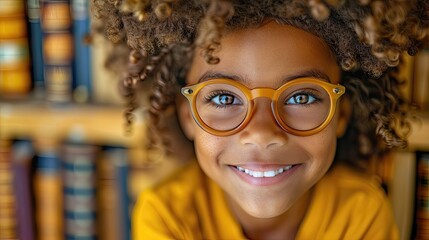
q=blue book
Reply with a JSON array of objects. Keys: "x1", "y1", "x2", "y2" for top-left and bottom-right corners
[
  {"x1": 71, "y1": 0, "x2": 92, "y2": 103},
  {"x1": 104, "y1": 146, "x2": 131, "y2": 240},
  {"x1": 27, "y1": 0, "x2": 44, "y2": 97},
  {"x1": 62, "y1": 142, "x2": 98, "y2": 240}
]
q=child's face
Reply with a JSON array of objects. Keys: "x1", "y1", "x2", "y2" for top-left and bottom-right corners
[{"x1": 178, "y1": 21, "x2": 346, "y2": 218}]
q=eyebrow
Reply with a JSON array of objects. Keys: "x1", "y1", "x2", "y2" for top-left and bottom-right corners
[
  {"x1": 284, "y1": 69, "x2": 332, "y2": 83},
  {"x1": 197, "y1": 69, "x2": 333, "y2": 85}
]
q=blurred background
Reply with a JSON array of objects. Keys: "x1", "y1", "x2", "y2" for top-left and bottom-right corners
[
  {"x1": 0, "y1": 0, "x2": 428, "y2": 239},
  {"x1": 0, "y1": 1, "x2": 187, "y2": 239}
]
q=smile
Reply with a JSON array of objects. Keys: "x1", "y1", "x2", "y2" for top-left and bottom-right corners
[{"x1": 235, "y1": 165, "x2": 293, "y2": 178}]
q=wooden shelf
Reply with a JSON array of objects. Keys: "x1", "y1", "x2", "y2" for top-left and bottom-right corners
[{"x1": 0, "y1": 101, "x2": 146, "y2": 147}]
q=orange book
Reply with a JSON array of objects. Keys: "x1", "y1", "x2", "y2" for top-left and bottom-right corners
[
  {"x1": 0, "y1": 140, "x2": 18, "y2": 240},
  {"x1": 0, "y1": 0, "x2": 31, "y2": 97},
  {"x1": 41, "y1": 0, "x2": 74, "y2": 102},
  {"x1": 0, "y1": 0, "x2": 25, "y2": 18},
  {"x1": 33, "y1": 145, "x2": 63, "y2": 240}
]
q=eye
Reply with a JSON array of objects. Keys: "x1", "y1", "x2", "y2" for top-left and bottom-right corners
[
  {"x1": 211, "y1": 93, "x2": 242, "y2": 106},
  {"x1": 286, "y1": 93, "x2": 318, "y2": 105}
]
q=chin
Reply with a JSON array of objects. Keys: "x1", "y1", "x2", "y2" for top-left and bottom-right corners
[
  {"x1": 240, "y1": 199, "x2": 293, "y2": 219},
  {"x1": 249, "y1": 210, "x2": 284, "y2": 219}
]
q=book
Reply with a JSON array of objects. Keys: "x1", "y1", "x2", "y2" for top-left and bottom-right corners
[
  {"x1": 414, "y1": 152, "x2": 429, "y2": 240},
  {"x1": 62, "y1": 142, "x2": 99, "y2": 240},
  {"x1": 0, "y1": 139, "x2": 18, "y2": 239},
  {"x1": 0, "y1": 0, "x2": 25, "y2": 18},
  {"x1": 41, "y1": 0, "x2": 74, "y2": 103},
  {"x1": 11, "y1": 139, "x2": 36, "y2": 240},
  {"x1": 27, "y1": 0, "x2": 45, "y2": 98},
  {"x1": 33, "y1": 143, "x2": 63, "y2": 240},
  {"x1": 0, "y1": 0, "x2": 32, "y2": 97},
  {"x1": 412, "y1": 49, "x2": 429, "y2": 111},
  {"x1": 96, "y1": 146, "x2": 122, "y2": 240},
  {"x1": 71, "y1": 0, "x2": 92, "y2": 103},
  {"x1": 385, "y1": 151, "x2": 417, "y2": 240},
  {"x1": 96, "y1": 146, "x2": 131, "y2": 240},
  {"x1": 111, "y1": 146, "x2": 131, "y2": 240}
]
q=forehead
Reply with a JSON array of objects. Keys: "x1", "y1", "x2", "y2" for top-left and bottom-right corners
[{"x1": 187, "y1": 21, "x2": 340, "y2": 88}]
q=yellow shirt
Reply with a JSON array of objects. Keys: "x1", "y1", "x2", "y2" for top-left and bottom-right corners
[{"x1": 132, "y1": 161, "x2": 399, "y2": 240}]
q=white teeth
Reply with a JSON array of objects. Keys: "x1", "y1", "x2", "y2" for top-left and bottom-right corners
[
  {"x1": 235, "y1": 165, "x2": 293, "y2": 178},
  {"x1": 263, "y1": 171, "x2": 276, "y2": 177}
]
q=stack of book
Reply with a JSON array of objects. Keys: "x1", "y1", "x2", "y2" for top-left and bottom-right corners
[
  {"x1": 2, "y1": 138, "x2": 133, "y2": 239},
  {"x1": 0, "y1": 0, "x2": 122, "y2": 104}
]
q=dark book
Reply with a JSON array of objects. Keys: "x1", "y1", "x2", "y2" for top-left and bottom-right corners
[
  {"x1": 97, "y1": 146, "x2": 131, "y2": 240},
  {"x1": 414, "y1": 152, "x2": 429, "y2": 240},
  {"x1": 11, "y1": 140, "x2": 36, "y2": 240},
  {"x1": 96, "y1": 146, "x2": 121, "y2": 240},
  {"x1": 114, "y1": 146, "x2": 131, "y2": 240}
]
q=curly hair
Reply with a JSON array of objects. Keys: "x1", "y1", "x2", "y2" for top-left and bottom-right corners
[{"x1": 92, "y1": 0, "x2": 429, "y2": 169}]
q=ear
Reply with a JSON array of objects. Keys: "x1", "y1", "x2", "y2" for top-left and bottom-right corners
[
  {"x1": 336, "y1": 96, "x2": 351, "y2": 138},
  {"x1": 176, "y1": 95, "x2": 195, "y2": 140}
]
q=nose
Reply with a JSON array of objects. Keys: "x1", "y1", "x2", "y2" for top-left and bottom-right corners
[{"x1": 239, "y1": 99, "x2": 288, "y2": 149}]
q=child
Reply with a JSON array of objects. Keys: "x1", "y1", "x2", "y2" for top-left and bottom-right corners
[{"x1": 93, "y1": 0, "x2": 428, "y2": 239}]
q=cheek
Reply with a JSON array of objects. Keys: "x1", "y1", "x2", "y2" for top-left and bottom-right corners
[
  {"x1": 295, "y1": 113, "x2": 339, "y2": 172},
  {"x1": 193, "y1": 130, "x2": 227, "y2": 170},
  {"x1": 307, "y1": 116, "x2": 339, "y2": 165}
]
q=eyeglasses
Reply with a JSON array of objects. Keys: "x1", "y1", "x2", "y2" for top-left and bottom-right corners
[{"x1": 181, "y1": 77, "x2": 345, "y2": 137}]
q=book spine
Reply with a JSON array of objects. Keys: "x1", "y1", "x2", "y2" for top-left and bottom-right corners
[
  {"x1": 412, "y1": 49, "x2": 429, "y2": 111},
  {"x1": 33, "y1": 148, "x2": 63, "y2": 240},
  {"x1": 0, "y1": 140, "x2": 18, "y2": 239},
  {"x1": 415, "y1": 153, "x2": 429, "y2": 239},
  {"x1": 111, "y1": 147, "x2": 131, "y2": 240},
  {"x1": 62, "y1": 143, "x2": 98, "y2": 240},
  {"x1": 96, "y1": 147, "x2": 120, "y2": 240},
  {"x1": 71, "y1": 0, "x2": 92, "y2": 103},
  {"x1": 27, "y1": 0, "x2": 45, "y2": 97},
  {"x1": 0, "y1": 0, "x2": 32, "y2": 97},
  {"x1": 11, "y1": 140, "x2": 35, "y2": 240},
  {"x1": 41, "y1": 0, "x2": 74, "y2": 103}
]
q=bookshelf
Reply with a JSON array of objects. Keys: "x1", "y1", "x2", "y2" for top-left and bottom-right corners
[
  {"x1": 387, "y1": 50, "x2": 429, "y2": 240},
  {"x1": 388, "y1": 113, "x2": 429, "y2": 240}
]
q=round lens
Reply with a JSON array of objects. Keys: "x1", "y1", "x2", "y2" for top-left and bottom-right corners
[
  {"x1": 195, "y1": 83, "x2": 248, "y2": 131},
  {"x1": 277, "y1": 82, "x2": 331, "y2": 131}
]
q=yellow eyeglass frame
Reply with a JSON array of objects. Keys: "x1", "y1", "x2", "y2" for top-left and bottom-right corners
[{"x1": 181, "y1": 77, "x2": 346, "y2": 137}]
